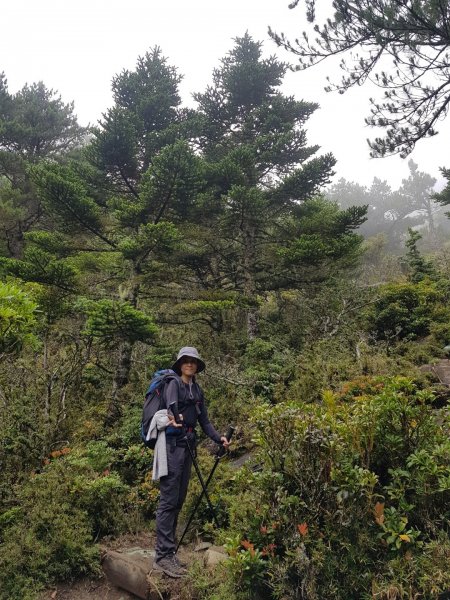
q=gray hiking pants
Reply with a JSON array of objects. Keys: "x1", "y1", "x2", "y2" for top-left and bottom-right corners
[{"x1": 155, "y1": 438, "x2": 192, "y2": 561}]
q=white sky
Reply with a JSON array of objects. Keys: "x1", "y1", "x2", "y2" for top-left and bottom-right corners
[{"x1": 2, "y1": 0, "x2": 449, "y2": 190}]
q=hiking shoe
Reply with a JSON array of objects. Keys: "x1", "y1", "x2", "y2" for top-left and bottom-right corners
[
  {"x1": 153, "y1": 556, "x2": 183, "y2": 578},
  {"x1": 172, "y1": 554, "x2": 187, "y2": 572}
]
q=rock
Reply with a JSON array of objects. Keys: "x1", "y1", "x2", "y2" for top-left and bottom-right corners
[
  {"x1": 102, "y1": 549, "x2": 164, "y2": 600},
  {"x1": 194, "y1": 542, "x2": 212, "y2": 552},
  {"x1": 433, "y1": 360, "x2": 450, "y2": 386},
  {"x1": 204, "y1": 546, "x2": 228, "y2": 568},
  {"x1": 230, "y1": 452, "x2": 253, "y2": 469}
]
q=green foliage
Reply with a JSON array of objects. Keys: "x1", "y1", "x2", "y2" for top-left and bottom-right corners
[
  {"x1": 191, "y1": 34, "x2": 363, "y2": 338},
  {"x1": 2, "y1": 39, "x2": 450, "y2": 600},
  {"x1": 0, "y1": 387, "x2": 44, "y2": 502},
  {"x1": 270, "y1": 0, "x2": 450, "y2": 156},
  {"x1": 0, "y1": 75, "x2": 85, "y2": 259},
  {"x1": 186, "y1": 559, "x2": 248, "y2": 600},
  {"x1": 279, "y1": 203, "x2": 364, "y2": 266},
  {"x1": 0, "y1": 436, "x2": 155, "y2": 599},
  {"x1": 2, "y1": 246, "x2": 78, "y2": 292},
  {"x1": 0, "y1": 458, "x2": 101, "y2": 599},
  {"x1": 403, "y1": 228, "x2": 437, "y2": 283},
  {"x1": 90, "y1": 107, "x2": 139, "y2": 180},
  {"x1": 83, "y1": 440, "x2": 117, "y2": 472},
  {"x1": 0, "y1": 77, "x2": 85, "y2": 159},
  {"x1": 139, "y1": 140, "x2": 204, "y2": 222},
  {"x1": 31, "y1": 162, "x2": 105, "y2": 236},
  {"x1": 370, "y1": 279, "x2": 448, "y2": 343},
  {"x1": 89, "y1": 46, "x2": 185, "y2": 186},
  {"x1": 117, "y1": 221, "x2": 180, "y2": 262},
  {"x1": 224, "y1": 534, "x2": 267, "y2": 593},
  {"x1": 240, "y1": 339, "x2": 291, "y2": 401},
  {"x1": 82, "y1": 299, "x2": 158, "y2": 345},
  {"x1": 24, "y1": 230, "x2": 74, "y2": 256},
  {"x1": 0, "y1": 280, "x2": 37, "y2": 354},
  {"x1": 223, "y1": 376, "x2": 450, "y2": 599}
]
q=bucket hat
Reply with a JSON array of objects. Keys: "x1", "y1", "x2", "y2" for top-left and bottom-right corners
[{"x1": 172, "y1": 346, "x2": 205, "y2": 374}]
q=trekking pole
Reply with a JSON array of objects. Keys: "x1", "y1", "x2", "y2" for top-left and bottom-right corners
[
  {"x1": 184, "y1": 435, "x2": 221, "y2": 528},
  {"x1": 171, "y1": 402, "x2": 221, "y2": 528},
  {"x1": 177, "y1": 425, "x2": 235, "y2": 550}
]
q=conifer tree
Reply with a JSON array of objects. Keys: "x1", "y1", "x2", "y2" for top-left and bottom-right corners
[
  {"x1": 404, "y1": 229, "x2": 436, "y2": 283},
  {"x1": 28, "y1": 49, "x2": 203, "y2": 421},
  {"x1": 0, "y1": 75, "x2": 85, "y2": 257},
  {"x1": 192, "y1": 35, "x2": 366, "y2": 339},
  {"x1": 271, "y1": 0, "x2": 450, "y2": 157},
  {"x1": 398, "y1": 160, "x2": 439, "y2": 238}
]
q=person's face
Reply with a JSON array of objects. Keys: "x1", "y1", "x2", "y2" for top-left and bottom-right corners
[{"x1": 180, "y1": 356, "x2": 198, "y2": 377}]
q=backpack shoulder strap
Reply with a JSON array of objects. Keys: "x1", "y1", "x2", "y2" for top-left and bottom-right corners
[
  {"x1": 162, "y1": 371, "x2": 184, "y2": 401},
  {"x1": 165, "y1": 371, "x2": 182, "y2": 386}
]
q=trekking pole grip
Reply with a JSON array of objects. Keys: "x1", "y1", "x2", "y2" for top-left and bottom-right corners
[
  {"x1": 218, "y1": 425, "x2": 235, "y2": 457},
  {"x1": 225, "y1": 425, "x2": 235, "y2": 441}
]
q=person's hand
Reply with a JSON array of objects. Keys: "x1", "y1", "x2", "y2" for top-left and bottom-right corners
[
  {"x1": 220, "y1": 435, "x2": 230, "y2": 449},
  {"x1": 168, "y1": 413, "x2": 183, "y2": 428}
]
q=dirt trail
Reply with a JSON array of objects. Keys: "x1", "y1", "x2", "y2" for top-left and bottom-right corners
[{"x1": 40, "y1": 577, "x2": 138, "y2": 600}]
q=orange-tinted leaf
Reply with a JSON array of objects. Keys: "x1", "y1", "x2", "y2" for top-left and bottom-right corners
[
  {"x1": 262, "y1": 543, "x2": 276, "y2": 557},
  {"x1": 297, "y1": 523, "x2": 308, "y2": 536},
  {"x1": 373, "y1": 502, "x2": 385, "y2": 525},
  {"x1": 399, "y1": 534, "x2": 411, "y2": 542},
  {"x1": 241, "y1": 539, "x2": 256, "y2": 557}
]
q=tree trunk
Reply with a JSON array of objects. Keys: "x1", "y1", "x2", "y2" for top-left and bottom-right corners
[
  {"x1": 42, "y1": 334, "x2": 51, "y2": 432},
  {"x1": 107, "y1": 339, "x2": 133, "y2": 424},
  {"x1": 106, "y1": 274, "x2": 141, "y2": 425},
  {"x1": 242, "y1": 226, "x2": 258, "y2": 340}
]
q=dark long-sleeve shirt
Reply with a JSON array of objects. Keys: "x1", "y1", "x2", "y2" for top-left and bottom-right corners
[{"x1": 164, "y1": 378, "x2": 222, "y2": 444}]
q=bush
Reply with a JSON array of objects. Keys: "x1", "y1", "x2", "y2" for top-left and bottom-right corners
[
  {"x1": 0, "y1": 462, "x2": 100, "y2": 600},
  {"x1": 222, "y1": 377, "x2": 450, "y2": 599},
  {"x1": 370, "y1": 280, "x2": 450, "y2": 344},
  {"x1": 0, "y1": 443, "x2": 134, "y2": 599}
]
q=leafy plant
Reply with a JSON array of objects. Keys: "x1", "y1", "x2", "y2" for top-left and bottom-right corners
[{"x1": 223, "y1": 376, "x2": 450, "y2": 599}]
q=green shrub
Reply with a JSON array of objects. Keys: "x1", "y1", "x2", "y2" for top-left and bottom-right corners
[
  {"x1": 222, "y1": 376, "x2": 450, "y2": 599},
  {"x1": 0, "y1": 463, "x2": 100, "y2": 600},
  {"x1": 0, "y1": 443, "x2": 135, "y2": 599},
  {"x1": 370, "y1": 280, "x2": 450, "y2": 344}
]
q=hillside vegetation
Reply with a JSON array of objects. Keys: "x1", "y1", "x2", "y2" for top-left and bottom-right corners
[{"x1": 1, "y1": 36, "x2": 450, "y2": 600}]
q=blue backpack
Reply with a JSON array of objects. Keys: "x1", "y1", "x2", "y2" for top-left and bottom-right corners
[{"x1": 141, "y1": 369, "x2": 178, "y2": 448}]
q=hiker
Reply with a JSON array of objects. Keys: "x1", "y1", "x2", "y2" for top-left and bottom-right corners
[{"x1": 153, "y1": 346, "x2": 230, "y2": 578}]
